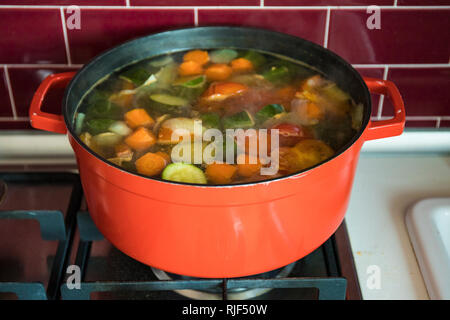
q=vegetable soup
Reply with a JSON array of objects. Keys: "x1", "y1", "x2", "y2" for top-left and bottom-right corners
[{"x1": 74, "y1": 49, "x2": 363, "y2": 185}]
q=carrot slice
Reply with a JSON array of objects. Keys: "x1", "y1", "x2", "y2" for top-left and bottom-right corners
[
  {"x1": 124, "y1": 108, "x2": 154, "y2": 129},
  {"x1": 183, "y1": 50, "x2": 209, "y2": 66},
  {"x1": 205, "y1": 162, "x2": 238, "y2": 184},
  {"x1": 125, "y1": 127, "x2": 157, "y2": 151},
  {"x1": 205, "y1": 64, "x2": 232, "y2": 81},
  {"x1": 178, "y1": 60, "x2": 204, "y2": 77},
  {"x1": 231, "y1": 58, "x2": 253, "y2": 73},
  {"x1": 236, "y1": 153, "x2": 262, "y2": 178},
  {"x1": 136, "y1": 152, "x2": 167, "y2": 177},
  {"x1": 202, "y1": 82, "x2": 248, "y2": 100},
  {"x1": 155, "y1": 151, "x2": 171, "y2": 165}
]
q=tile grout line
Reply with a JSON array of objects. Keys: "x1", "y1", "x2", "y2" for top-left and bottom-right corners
[
  {"x1": 260, "y1": 0, "x2": 264, "y2": 7},
  {"x1": 60, "y1": 7, "x2": 72, "y2": 66},
  {"x1": 376, "y1": 66, "x2": 389, "y2": 119},
  {"x1": 194, "y1": 7, "x2": 198, "y2": 26},
  {"x1": 0, "y1": 64, "x2": 83, "y2": 68},
  {"x1": 0, "y1": 5, "x2": 449, "y2": 10},
  {"x1": 0, "y1": 63, "x2": 447, "y2": 69},
  {"x1": 353, "y1": 63, "x2": 450, "y2": 68},
  {"x1": 125, "y1": 0, "x2": 130, "y2": 6},
  {"x1": 373, "y1": 116, "x2": 450, "y2": 121},
  {"x1": 0, "y1": 117, "x2": 29, "y2": 122},
  {"x1": 436, "y1": 117, "x2": 441, "y2": 128},
  {"x1": 323, "y1": 8, "x2": 331, "y2": 48},
  {"x1": 393, "y1": 0, "x2": 398, "y2": 7},
  {"x1": 3, "y1": 66, "x2": 17, "y2": 119}
]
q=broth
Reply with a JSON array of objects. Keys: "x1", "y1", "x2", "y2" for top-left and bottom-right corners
[{"x1": 74, "y1": 49, "x2": 363, "y2": 185}]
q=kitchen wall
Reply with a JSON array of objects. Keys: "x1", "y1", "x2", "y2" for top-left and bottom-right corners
[{"x1": 0, "y1": 1, "x2": 448, "y2": 130}]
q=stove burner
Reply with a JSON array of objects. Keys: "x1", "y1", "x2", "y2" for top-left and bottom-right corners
[{"x1": 151, "y1": 262, "x2": 297, "y2": 300}]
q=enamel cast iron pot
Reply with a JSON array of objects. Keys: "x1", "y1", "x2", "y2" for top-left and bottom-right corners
[{"x1": 29, "y1": 27, "x2": 405, "y2": 278}]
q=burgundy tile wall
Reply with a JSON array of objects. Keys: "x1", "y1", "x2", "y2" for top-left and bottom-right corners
[
  {"x1": 66, "y1": 9, "x2": 195, "y2": 64},
  {"x1": 0, "y1": 1, "x2": 126, "y2": 5},
  {"x1": 0, "y1": 69, "x2": 13, "y2": 117},
  {"x1": 131, "y1": 0, "x2": 260, "y2": 5},
  {"x1": 0, "y1": 3, "x2": 448, "y2": 129},
  {"x1": 397, "y1": 0, "x2": 450, "y2": 5},
  {"x1": 0, "y1": 9, "x2": 67, "y2": 64},
  {"x1": 265, "y1": 1, "x2": 394, "y2": 5},
  {"x1": 197, "y1": 9, "x2": 327, "y2": 45},
  {"x1": 328, "y1": 9, "x2": 450, "y2": 64},
  {"x1": 382, "y1": 67, "x2": 450, "y2": 117}
]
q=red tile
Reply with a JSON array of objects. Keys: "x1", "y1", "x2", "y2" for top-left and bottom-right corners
[
  {"x1": 440, "y1": 120, "x2": 450, "y2": 127},
  {"x1": 265, "y1": 0, "x2": 393, "y2": 5},
  {"x1": 198, "y1": 9, "x2": 327, "y2": 45},
  {"x1": 0, "y1": 0, "x2": 125, "y2": 4},
  {"x1": 0, "y1": 69, "x2": 13, "y2": 117},
  {"x1": 131, "y1": 0, "x2": 259, "y2": 5},
  {"x1": 0, "y1": 120, "x2": 32, "y2": 130},
  {"x1": 8, "y1": 67, "x2": 80, "y2": 118},
  {"x1": 398, "y1": 0, "x2": 450, "y2": 5},
  {"x1": 382, "y1": 68, "x2": 450, "y2": 117},
  {"x1": 354, "y1": 67, "x2": 384, "y2": 116},
  {"x1": 328, "y1": 9, "x2": 450, "y2": 64},
  {"x1": 405, "y1": 120, "x2": 437, "y2": 128},
  {"x1": 66, "y1": 9, "x2": 195, "y2": 64},
  {"x1": 0, "y1": 9, "x2": 67, "y2": 64}
]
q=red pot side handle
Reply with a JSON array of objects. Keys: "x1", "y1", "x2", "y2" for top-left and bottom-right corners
[
  {"x1": 29, "y1": 72, "x2": 77, "y2": 134},
  {"x1": 364, "y1": 77, "x2": 406, "y2": 141}
]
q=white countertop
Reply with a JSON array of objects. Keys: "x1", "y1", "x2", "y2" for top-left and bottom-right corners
[
  {"x1": 346, "y1": 152, "x2": 450, "y2": 300},
  {"x1": 0, "y1": 129, "x2": 449, "y2": 300}
]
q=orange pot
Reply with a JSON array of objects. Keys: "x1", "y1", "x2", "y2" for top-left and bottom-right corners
[{"x1": 29, "y1": 27, "x2": 405, "y2": 278}]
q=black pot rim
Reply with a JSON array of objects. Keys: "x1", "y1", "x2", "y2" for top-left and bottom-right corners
[{"x1": 63, "y1": 26, "x2": 371, "y2": 188}]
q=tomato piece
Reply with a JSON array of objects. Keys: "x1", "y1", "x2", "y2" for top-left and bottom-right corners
[{"x1": 270, "y1": 123, "x2": 308, "y2": 147}]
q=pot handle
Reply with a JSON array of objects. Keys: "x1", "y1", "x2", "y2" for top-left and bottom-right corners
[
  {"x1": 364, "y1": 77, "x2": 406, "y2": 141},
  {"x1": 29, "y1": 72, "x2": 76, "y2": 134}
]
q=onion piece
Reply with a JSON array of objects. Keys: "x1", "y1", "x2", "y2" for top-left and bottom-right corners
[
  {"x1": 108, "y1": 120, "x2": 132, "y2": 136},
  {"x1": 92, "y1": 132, "x2": 123, "y2": 147}
]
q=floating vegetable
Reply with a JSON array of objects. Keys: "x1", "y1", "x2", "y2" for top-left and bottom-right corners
[
  {"x1": 223, "y1": 110, "x2": 255, "y2": 129},
  {"x1": 240, "y1": 51, "x2": 266, "y2": 69},
  {"x1": 125, "y1": 127, "x2": 157, "y2": 150},
  {"x1": 108, "y1": 120, "x2": 132, "y2": 136},
  {"x1": 183, "y1": 50, "x2": 210, "y2": 66},
  {"x1": 162, "y1": 163, "x2": 207, "y2": 184},
  {"x1": 200, "y1": 112, "x2": 221, "y2": 129},
  {"x1": 124, "y1": 108, "x2": 155, "y2": 129},
  {"x1": 205, "y1": 64, "x2": 232, "y2": 81},
  {"x1": 231, "y1": 58, "x2": 254, "y2": 73},
  {"x1": 85, "y1": 118, "x2": 115, "y2": 135},
  {"x1": 210, "y1": 49, "x2": 238, "y2": 64},
  {"x1": 206, "y1": 162, "x2": 238, "y2": 184},
  {"x1": 136, "y1": 152, "x2": 168, "y2": 177},
  {"x1": 255, "y1": 104, "x2": 285, "y2": 123},
  {"x1": 92, "y1": 132, "x2": 123, "y2": 148}
]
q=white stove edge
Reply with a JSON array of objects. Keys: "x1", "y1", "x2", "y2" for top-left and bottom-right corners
[{"x1": 0, "y1": 129, "x2": 449, "y2": 300}]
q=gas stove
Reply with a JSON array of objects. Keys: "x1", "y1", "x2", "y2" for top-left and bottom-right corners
[{"x1": 0, "y1": 171, "x2": 361, "y2": 300}]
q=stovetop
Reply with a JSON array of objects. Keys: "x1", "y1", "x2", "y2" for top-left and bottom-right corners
[{"x1": 0, "y1": 172, "x2": 361, "y2": 300}]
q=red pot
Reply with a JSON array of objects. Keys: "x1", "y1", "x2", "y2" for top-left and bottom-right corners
[{"x1": 29, "y1": 27, "x2": 405, "y2": 278}]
